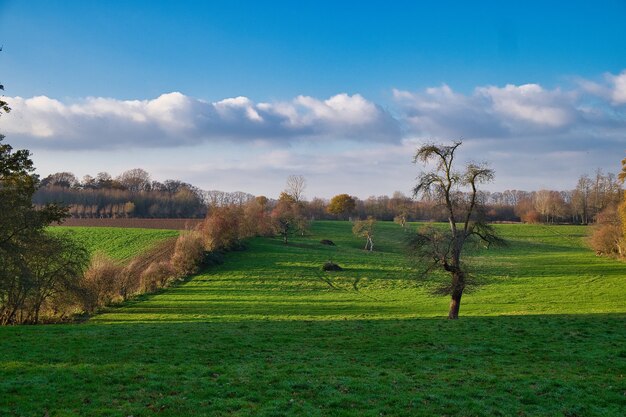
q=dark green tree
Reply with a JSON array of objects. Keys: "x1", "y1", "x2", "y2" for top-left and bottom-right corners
[{"x1": 0, "y1": 66, "x2": 87, "y2": 324}]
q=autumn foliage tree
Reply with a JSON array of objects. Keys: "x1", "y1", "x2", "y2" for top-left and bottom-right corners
[{"x1": 327, "y1": 194, "x2": 356, "y2": 219}]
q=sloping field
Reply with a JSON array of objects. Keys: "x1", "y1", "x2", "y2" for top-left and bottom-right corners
[
  {"x1": 1, "y1": 222, "x2": 625, "y2": 416},
  {"x1": 49, "y1": 226, "x2": 179, "y2": 261}
]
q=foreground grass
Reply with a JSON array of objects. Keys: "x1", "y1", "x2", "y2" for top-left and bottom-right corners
[
  {"x1": 49, "y1": 226, "x2": 179, "y2": 261},
  {"x1": 2, "y1": 316, "x2": 624, "y2": 417},
  {"x1": 2, "y1": 222, "x2": 625, "y2": 416}
]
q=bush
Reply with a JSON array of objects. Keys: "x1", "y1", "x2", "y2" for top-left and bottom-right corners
[
  {"x1": 200, "y1": 206, "x2": 243, "y2": 251},
  {"x1": 140, "y1": 261, "x2": 176, "y2": 292},
  {"x1": 322, "y1": 261, "x2": 343, "y2": 271},
  {"x1": 520, "y1": 209, "x2": 541, "y2": 224},
  {"x1": 171, "y1": 231, "x2": 205, "y2": 276},
  {"x1": 242, "y1": 199, "x2": 274, "y2": 237},
  {"x1": 320, "y1": 239, "x2": 336, "y2": 246},
  {"x1": 79, "y1": 253, "x2": 123, "y2": 312},
  {"x1": 590, "y1": 205, "x2": 624, "y2": 257}
]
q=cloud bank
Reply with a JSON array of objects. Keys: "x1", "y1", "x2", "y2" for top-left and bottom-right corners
[
  {"x1": 2, "y1": 92, "x2": 401, "y2": 149},
  {"x1": 3, "y1": 70, "x2": 626, "y2": 152},
  {"x1": 394, "y1": 80, "x2": 624, "y2": 144}
]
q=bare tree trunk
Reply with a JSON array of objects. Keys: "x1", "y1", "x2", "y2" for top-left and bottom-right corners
[
  {"x1": 448, "y1": 268, "x2": 464, "y2": 319},
  {"x1": 448, "y1": 288, "x2": 463, "y2": 319}
]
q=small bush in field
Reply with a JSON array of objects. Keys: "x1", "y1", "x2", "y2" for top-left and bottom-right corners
[
  {"x1": 171, "y1": 231, "x2": 205, "y2": 276},
  {"x1": 322, "y1": 261, "x2": 343, "y2": 271},
  {"x1": 320, "y1": 239, "x2": 336, "y2": 246}
]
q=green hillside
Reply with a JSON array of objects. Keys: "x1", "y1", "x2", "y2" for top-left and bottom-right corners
[{"x1": 1, "y1": 222, "x2": 625, "y2": 416}]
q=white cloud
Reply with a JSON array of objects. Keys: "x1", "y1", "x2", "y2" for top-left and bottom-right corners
[
  {"x1": 578, "y1": 69, "x2": 626, "y2": 105},
  {"x1": 394, "y1": 82, "x2": 581, "y2": 139},
  {"x1": 609, "y1": 70, "x2": 626, "y2": 104},
  {"x1": 390, "y1": 78, "x2": 625, "y2": 192},
  {"x1": 3, "y1": 92, "x2": 401, "y2": 149},
  {"x1": 477, "y1": 84, "x2": 575, "y2": 127}
]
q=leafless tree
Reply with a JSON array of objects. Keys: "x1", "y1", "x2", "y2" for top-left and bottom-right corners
[
  {"x1": 408, "y1": 141, "x2": 504, "y2": 319},
  {"x1": 117, "y1": 168, "x2": 151, "y2": 192},
  {"x1": 285, "y1": 174, "x2": 307, "y2": 202}
]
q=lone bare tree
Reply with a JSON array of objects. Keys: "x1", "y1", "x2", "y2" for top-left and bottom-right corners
[
  {"x1": 285, "y1": 174, "x2": 306, "y2": 203},
  {"x1": 408, "y1": 141, "x2": 503, "y2": 319}
]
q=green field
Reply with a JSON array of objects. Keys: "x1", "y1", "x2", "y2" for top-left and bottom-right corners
[
  {"x1": 1, "y1": 222, "x2": 625, "y2": 416},
  {"x1": 49, "y1": 226, "x2": 180, "y2": 261}
]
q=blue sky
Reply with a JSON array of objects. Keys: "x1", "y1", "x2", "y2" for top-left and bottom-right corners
[{"x1": 1, "y1": 0, "x2": 625, "y2": 198}]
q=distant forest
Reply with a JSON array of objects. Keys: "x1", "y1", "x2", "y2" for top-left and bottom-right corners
[{"x1": 34, "y1": 168, "x2": 622, "y2": 224}]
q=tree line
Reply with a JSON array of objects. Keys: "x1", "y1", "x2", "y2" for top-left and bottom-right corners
[{"x1": 35, "y1": 169, "x2": 622, "y2": 225}]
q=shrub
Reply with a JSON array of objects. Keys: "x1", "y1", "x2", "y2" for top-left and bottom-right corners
[
  {"x1": 140, "y1": 261, "x2": 176, "y2": 292},
  {"x1": 322, "y1": 261, "x2": 343, "y2": 271},
  {"x1": 590, "y1": 205, "x2": 624, "y2": 257},
  {"x1": 520, "y1": 209, "x2": 541, "y2": 224},
  {"x1": 200, "y1": 206, "x2": 243, "y2": 251},
  {"x1": 320, "y1": 239, "x2": 336, "y2": 246},
  {"x1": 79, "y1": 253, "x2": 123, "y2": 312},
  {"x1": 242, "y1": 199, "x2": 274, "y2": 237},
  {"x1": 171, "y1": 231, "x2": 205, "y2": 276}
]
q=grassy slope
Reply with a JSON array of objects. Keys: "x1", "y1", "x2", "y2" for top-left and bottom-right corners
[
  {"x1": 49, "y1": 226, "x2": 179, "y2": 261},
  {"x1": 1, "y1": 222, "x2": 625, "y2": 416}
]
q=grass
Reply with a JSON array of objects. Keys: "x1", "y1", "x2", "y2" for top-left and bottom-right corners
[
  {"x1": 2, "y1": 221, "x2": 625, "y2": 416},
  {"x1": 49, "y1": 226, "x2": 179, "y2": 261}
]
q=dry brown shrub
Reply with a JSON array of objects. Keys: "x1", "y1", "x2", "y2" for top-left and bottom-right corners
[
  {"x1": 79, "y1": 253, "x2": 123, "y2": 312},
  {"x1": 140, "y1": 261, "x2": 176, "y2": 292},
  {"x1": 242, "y1": 200, "x2": 274, "y2": 237},
  {"x1": 590, "y1": 224, "x2": 624, "y2": 256},
  {"x1": 520, "y1": 210, "x2": 541, "y2": 224},
  {"x1": 590, "y1": 205, "x2": 624, "y2": 257},
  {"x1": 118, "y1": 261, "x2": 142, "y2": 300},
  {"x1": 171, "y1": 231, "x2": 205, "y2": 276},
  {"x1": 200, "y1": 206, "x2": 243, "y2": 251},
  {"x1": 113, "y1": 237, "x2": 177, "y2": 299}
]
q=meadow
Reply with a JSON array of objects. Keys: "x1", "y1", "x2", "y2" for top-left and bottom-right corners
[
  {"x1": 1, "y1": 222, "x2": 625, "y2": 416},
  {"x1": 49, "y1": 226, "x2": 180, "y2": 261}
]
